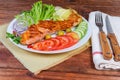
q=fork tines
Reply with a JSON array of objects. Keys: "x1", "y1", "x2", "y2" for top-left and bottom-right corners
[{"x1": 95, "y1": 12, "x2": 103, "y2": 27}]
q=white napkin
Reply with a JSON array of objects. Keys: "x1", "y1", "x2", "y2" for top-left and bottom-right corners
[{"x1": 89, "y1": 11, "x2": 120, "y2": 70}]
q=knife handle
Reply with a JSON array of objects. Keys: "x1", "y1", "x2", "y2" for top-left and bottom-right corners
[
  {"x1": 108, "y1": 33, "x2": 120, "y2": 61},
  {"x1": 99, "y1": 31, "x2": 112, "y2": 60}
]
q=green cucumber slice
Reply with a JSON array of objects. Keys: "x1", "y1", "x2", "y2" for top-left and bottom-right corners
[
  {"x1": 74, "y1": 20, "x2": 88, "y2": 38},
  {"x1": 75, "y1": 29, "x2": 85, "y2": 35},
  {"x1": 76, "y1": 26, "x2": 87, "y2": 30},
  {"x1": 74, "y1": 31, "x2": 82, "y2": 38},
  {"x1": 76, "y1": 23, "x2": 87, "y2": 30},
  {"x1": 74, "y1": 29, "x2": 85, "y2": 38},
  {"x1": 79, "y1": 25, "x2": 87, "y2": 30},
  {"x1": 78, "y1": 21, "x2": 87, "y2": 27},
  {"x1": 76, "y1": 27, "x2": 86, "y2": 32}
]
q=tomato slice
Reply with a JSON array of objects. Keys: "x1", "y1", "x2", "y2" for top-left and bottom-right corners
[
  {"x1": 27, "y1": 44, "x2": 33, "y2": 48},
  {"x1": 66, "y1": 32, "x2": 79, "y2": 44},
  {"x1": 51, "y1": 38, "x2": 60, "y2": 50},
  {"x1": 32, "y1": 42, "x2": 43, "y2": 50},
  {"x1": 41, "y1": 39, "x2": 54, "y2": 51},
  {"x1": 32, "y1": 39, "x2": 55, "y2": 51},
  {"x1": 56, "y1": 36, "x2": 69, "y2": 49},
  {"x1": 65, "y1": 35, "x2": 73, "y2": 43},
  {"x1": 31, "y1": 32, "x2": 80, "y2": 51},
  {"x1": 66, "y1": 32, "x2": 80, "y2": 41},
  {"x1": 65, "y1": 35, "x2": 75, "y2": 47}
]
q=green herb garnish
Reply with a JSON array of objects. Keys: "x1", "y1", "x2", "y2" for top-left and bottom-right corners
[{"x1": 6, "y1": 32, "x2": 21, "y2": 44}]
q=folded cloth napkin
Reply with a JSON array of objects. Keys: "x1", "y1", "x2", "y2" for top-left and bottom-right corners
[
  {"x1": 90, "y1": 11, "x2": 120, "y2": 70},
  {"x1": 0, "y1": 23, "x2": 91, "y2": 74}
]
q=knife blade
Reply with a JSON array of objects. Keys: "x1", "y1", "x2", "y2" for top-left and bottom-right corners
[{"x1": 106, "y1": 16, "x2": 120, "y2": 61}]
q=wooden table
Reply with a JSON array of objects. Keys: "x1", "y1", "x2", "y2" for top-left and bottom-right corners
[{"x1": 0, "y1": 0, "x2": 120, "y2": 80}]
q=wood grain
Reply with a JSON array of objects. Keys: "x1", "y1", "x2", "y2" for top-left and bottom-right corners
[
  {"x1": 99, "y1": 31, "x2": 112, "y2": 60},
  {"x1": 0, "y1": 0, "x2": 120, "y2": 80},
  {"x1": 108, "y1": 33, "x2": 120, "y2": 61}
]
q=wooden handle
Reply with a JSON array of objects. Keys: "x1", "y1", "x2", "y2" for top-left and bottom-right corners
[
  {"x1": 99, "y1": 31, "x2": 112, "y2": 60},
  {"x1": 108, "y1": 33, "x2": 120, "y2": 61}
]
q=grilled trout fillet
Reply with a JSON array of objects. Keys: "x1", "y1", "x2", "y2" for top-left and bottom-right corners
[{"x1": 20, "y1": 10, "x2": 82, "y2": 45}]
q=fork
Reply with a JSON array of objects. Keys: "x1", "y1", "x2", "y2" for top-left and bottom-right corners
[{"x1": 95, "y1": 12, "x2": 112, "y2": 60}]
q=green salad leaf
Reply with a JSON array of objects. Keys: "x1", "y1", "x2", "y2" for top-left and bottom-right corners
[
  {"x1": 52, "y1": 8, "x2": 72, "y2": 21},
  {"x1": 16, "y1": 1, "x2": 55, "y2": 26}
]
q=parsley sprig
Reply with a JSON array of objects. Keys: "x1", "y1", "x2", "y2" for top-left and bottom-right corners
[{"x1": 6, "y1": 32, "x2": 21, "y2": 44}]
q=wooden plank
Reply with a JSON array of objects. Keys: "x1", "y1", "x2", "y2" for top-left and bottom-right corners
[
  {"x1": 0, "y1": 68, "x2": 38, "y2": 80},
  {"x1": 36, "y1": 71, "x2": 120, "y2": 80},
  {"x1": 0, "y1": 68, "x2": 120, "y2": 80},
  {"x1": 1, "y1": 47, "x2": 120, "y2": 77}
]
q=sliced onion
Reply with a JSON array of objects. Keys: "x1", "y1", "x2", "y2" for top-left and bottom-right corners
[{"x1": 13, "y1": 20, "x2": 28, "y2": 36}]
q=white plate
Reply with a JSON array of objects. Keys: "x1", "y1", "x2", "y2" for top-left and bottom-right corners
[{"x1": 7, "y1": 17, "x2": 91, "y2": 54}]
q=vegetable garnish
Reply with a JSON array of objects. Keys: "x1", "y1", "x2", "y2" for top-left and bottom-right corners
[
  {"x1": 52, "y1": 8, "x2": 72, "y2": 21},
  {"x1": 6, "y1": 32, "x2": 21, "y2": 44},
  {"x1": 74, "y1": 20, "x2": 88, "y2": 39},
  {"x1": 29, "y1": 33, "x2": 79, "y2": 51},
  {"x1": 16, "y1": 1, "x2": 55, "y2": 25}
]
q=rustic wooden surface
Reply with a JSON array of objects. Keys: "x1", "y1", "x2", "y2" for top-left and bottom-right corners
[{"x1": 0, "y1": 0, "x2": 120, "y2": 80}]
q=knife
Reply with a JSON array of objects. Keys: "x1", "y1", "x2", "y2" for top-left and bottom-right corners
[{"x1": 106, "y1": 16, "x2": 120, "y2": 61}]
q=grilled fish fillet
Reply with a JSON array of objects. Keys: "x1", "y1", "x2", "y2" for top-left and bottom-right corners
[{"x1": 20, "y1": 10, "x2": 82, "y2": 45}]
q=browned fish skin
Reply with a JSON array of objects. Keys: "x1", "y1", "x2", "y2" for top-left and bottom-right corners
[{"x1": 20, "y1": 10, "x2": 82, "y2": 45}]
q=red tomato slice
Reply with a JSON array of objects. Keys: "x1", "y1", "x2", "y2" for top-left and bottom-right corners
[
  {"x1": 32, "y1": 42, "x2": 43, "y2": 50},
  {"x1": 65, "y1": 35, "x2": 73, "y2": 43},
  {"x1": 41, "y1": 39, "x2": 54, "y2": 51},
  {"x1": 64, "y1": 35, "x2": 75, "y2": 47},
  {"x1": 27, "y1": 44, "x2": 33, "y2": 48},
  {"x1": 66, "y1": 32, "x2": 79, "y2": 44},
  {"x1": 66, "y1": 32, "x2": 80, "y2": 41},
  {"x1": 32, "y1": 39, "x2": 55, "y2": 51},
  {"x1": 31, "y1": 33, "x2": 80, "y2": 51},
  {"x1": 56, "y1": 36, "x2": 69, "y2": 49},
  {"x1": 51, "y1": 38, "x2": 60, "y2": 50}
]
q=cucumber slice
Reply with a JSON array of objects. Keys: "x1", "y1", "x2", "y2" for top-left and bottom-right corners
[
  {"x1": 74, "y1": 20, "x2": 88, "y2": 38},
  {"x1": 78, "y1": 21, "x2": 87, "y2": 27},
  {"x1": 78, "y1": 30, "x2": 85, "y2": 38},
  {"x1": 76, "y1": 27, "x2": 86, "y2": 32},
  {"x1": 77, "y1": 26, "x2": 87, "y2": 30},
  {"x1": 76, "y1": 23, "x2": 88, "y2": 30},
  {"x1": 74, "y1": 30, "x2": 85, "y2": 38},
  {"x1": 75, "y1": 28, "x2": 85, "y2": 34},
  {"x1": 74, "y1": 31, "x2": 82, "y2": 38},
  {"x1": 79, "y1": 25, "x2": 87, "y2": 30}
]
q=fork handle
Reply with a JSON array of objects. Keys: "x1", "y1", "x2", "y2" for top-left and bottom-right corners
[{"x1": 99, "y1": 31, "x2": 112, "y2": 60}]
